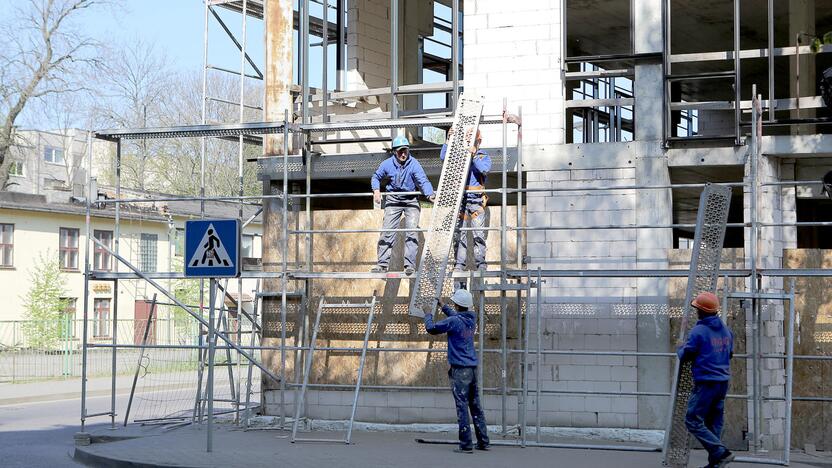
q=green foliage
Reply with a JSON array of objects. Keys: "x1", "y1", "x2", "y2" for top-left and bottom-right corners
[
  {"x1": 170, "y1": 256, "x2": 205, "y2": 337},
  {"x1": 21, "y1": 252, "x2": 69, "y2": 350},
  {"x1": 809, "y1": 32, "x2": 832, "y2": 54}
]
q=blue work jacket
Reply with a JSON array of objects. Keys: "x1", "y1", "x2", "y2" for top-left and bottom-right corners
[
  {"x1": 370, "y1": 155, "x2": 434, "y2": 197},
  {"x1": 677, "y1": 315, "x2": 734, "y2": 382},
  {"x1": 424, "y1": 305, "x2": 478, "y2": 367}
]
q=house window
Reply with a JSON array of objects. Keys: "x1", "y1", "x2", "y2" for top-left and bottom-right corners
[
  {"x1": 93, "y1": 298, "x2": 110, "y2": 338},
  {"x1": 140, "y1": 233, "x2": 158, "y2": 272},
  {"x1": 0, "y1": 224, "x2": 12, "y2": 267},
  {"x1": 242, "y1": 234, "x2": 255, "y2": 258},
  {"x1": 174, "y1": 228, "x2": 185, "y2": 257},
  {"x1": 59, "y1": 227, "x2": 79, "y2": 270},
  {"x1": 61, "y1": 298, "x2": 77, "y2": 339},
  {"x1": 44, "y1": 147, "x2": 65, "y2": 164},
  {"x1": 93, "y1": 230, "x2": 113, "y2": 271},
  {"x1": 8, "y1": 161, "x2": 24, "y2": 177}
]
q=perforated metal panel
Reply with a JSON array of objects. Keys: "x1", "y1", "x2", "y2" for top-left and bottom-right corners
[
  {"x1": 409, "y1": 94, "x2": 484, "y2": 317},
  {"x1": 663, "y1": 183, "x2": 732, "y2": 467}
]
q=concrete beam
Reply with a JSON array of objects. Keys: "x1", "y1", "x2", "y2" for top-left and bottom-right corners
[{"x1": 762, "y1": 134, "x2": 832, "y2": 158}]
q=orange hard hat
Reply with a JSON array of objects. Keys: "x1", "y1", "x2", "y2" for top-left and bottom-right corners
[{"x1": 691, "y1": 292, "x2": 720, "y2": 314}]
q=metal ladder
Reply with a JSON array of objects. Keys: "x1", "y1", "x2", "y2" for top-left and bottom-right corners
[
  {"x1": 291, "y1": 293, "x2": 378, "y2": 444},
  {"x1": 409, "y1": 94, "x2": 485, "y2": 317},
  {"x1": 662, "y1": 184, "x2": 733, "y2": 467}
]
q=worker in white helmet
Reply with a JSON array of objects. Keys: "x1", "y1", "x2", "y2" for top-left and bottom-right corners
[{"x1": 423, "y1": 289, "x2": 490, "y2": 454}]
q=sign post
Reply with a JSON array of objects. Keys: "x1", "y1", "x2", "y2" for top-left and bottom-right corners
[{"x1": 184, "y1": 219, "x2": 240, "y2": 452}]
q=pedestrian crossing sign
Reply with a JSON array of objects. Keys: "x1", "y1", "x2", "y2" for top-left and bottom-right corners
[{"x1": 184, "y1": 219, "x2": 240, "y2": 278}]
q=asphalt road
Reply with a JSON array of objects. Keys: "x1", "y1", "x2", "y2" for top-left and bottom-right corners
[{"x1": 0, "y1": 394, "x2": 127, "y2": 467}]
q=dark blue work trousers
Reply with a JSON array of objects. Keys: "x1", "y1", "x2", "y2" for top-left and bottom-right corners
[
  {"x1": 449, "y1": 366, "x2": 489, "y2": 450},
  {"x1": 685, "y1": 380, "x2": 729, "y2": 465}
]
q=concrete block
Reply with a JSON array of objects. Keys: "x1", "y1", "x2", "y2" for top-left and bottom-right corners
[
  {"x1": 585, "y1": 365, "x2": 612, "y2": 381},
  {"x1": 411, "y1": 393, "x2": 435, "y2": 408},
  {"x1": 359, "y1": 392, "x2": 388, "y2": 407},
  {"x1": 328, "y1": 405, "x2": 351, "y2": 420},
  {"x1": 584, "y1": 397, "x2": 612, "y2": 413},
  {"x1": 598, "y1": 413, "x2": 626, "y2": 427},
  {"x1": 421, "y1": 407, "x2": 454, "y2": 423},
  {"x1": 611, "y1": 366, "x2": 637, "y2": 382},
  {"x1": 354, "y1": 406, "x2": 376, "y2": 421},
  {"x1": 611, "y1": 397, "x2": 637, "y2": 413},
  {"x1": 317, "y1": 391, "x2": 345, "y2": 406},
  {"x1": 386, "y1": 392, "x2": 412, "y2": 408},
  {"x1": 558, "y1": 364, "x2": 585, "y2": 380},
  {"x1": 541, "y1": 411, "x2": 573, "y2": 426},
  {"x1": 572, "y1": 412, "x2": 599, "y2": 427},
  {"x1": 397, "y1": 407, "x2": 423, "y2": 424},
  {"x1": 556, "y1": 396, "x2": 585, "y2": 412}
]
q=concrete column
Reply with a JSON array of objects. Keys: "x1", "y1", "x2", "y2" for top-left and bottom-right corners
[
  {"x1": 789, "y1": 0, "x2": 816, "y2": 130},
  {"x1": 263, "y1": 0, "x2": 293, "y2": 394},
  {"x1": 633, "y1": 0, "x2": 673, "y2": 429}
]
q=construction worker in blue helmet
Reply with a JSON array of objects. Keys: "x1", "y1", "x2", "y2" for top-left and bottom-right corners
[
  {"x1": 370, "y1": 134, "x2": 435, "y2": 275},
  {"x1": 424, "y1": 288, "x2": 490, "y2": 454},
  {"x1": 441, "y1": 127, "x2": 491, "y2": 274}
]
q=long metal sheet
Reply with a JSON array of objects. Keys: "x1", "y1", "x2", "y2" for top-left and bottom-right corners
[
  {"x1": 409, "y1": 94, "x2": 484, "y2": 317},
  {"x1": 662, "y1": 183, "x2": 733, "y2": 467}
]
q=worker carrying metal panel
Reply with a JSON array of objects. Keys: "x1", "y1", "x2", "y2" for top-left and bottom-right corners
[
  {"x1": 441, "y1": 128, "x2": 492, "y2": 274},
  {"x1": 677, "y1": 291, "x2": 735, "y2": 468},
  {"x1": 663, "y1": 183, "x2": 732, "y2": 468},
  {"x1": 409, "y1": 94, "x2": 485, "y2": 317}
]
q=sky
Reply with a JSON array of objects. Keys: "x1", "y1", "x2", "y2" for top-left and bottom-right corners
[
  {"x1": 88, "y1": 1, "x2": 268, "y2": 77},
  {"x1": 4, "y1": 0, "x2": 451, "y2": 127}
]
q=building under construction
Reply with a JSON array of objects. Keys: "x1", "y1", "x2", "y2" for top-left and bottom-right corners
[{"x1": 79, "y1": 0, "x2": 832, "y2": 463}]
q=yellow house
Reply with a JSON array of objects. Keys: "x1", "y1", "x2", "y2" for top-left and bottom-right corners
[{"x1": 0, "y1": 130, "x2": 263, "y2": 349}]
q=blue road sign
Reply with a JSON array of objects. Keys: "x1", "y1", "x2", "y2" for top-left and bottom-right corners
[{"x1": 184, "y1": 219, "x2": 240, "y2": 278}]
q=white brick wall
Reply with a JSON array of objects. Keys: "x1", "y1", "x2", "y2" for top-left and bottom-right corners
[{"x1": 464, "y1": 0, "x2": 563, "y2": 146}]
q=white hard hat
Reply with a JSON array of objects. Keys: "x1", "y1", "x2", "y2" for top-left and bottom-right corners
[{"x1": 450, "y1": 289, "x2": 474, "y2": 309}]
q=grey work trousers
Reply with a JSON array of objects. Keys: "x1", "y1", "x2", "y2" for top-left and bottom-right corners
[
  {"x1": 376, "y1": 199, "x2": 421, "y2": 269},
  {"x1": 453, "y1": 200, "x2": 487, "y2": 271}
]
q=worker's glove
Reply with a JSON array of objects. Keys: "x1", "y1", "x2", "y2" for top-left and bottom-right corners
[
  {"x1": 373, "y1": 190, "x2": 382, "y2": 205},
  {"x1": 428, "y1": 194, "x2": 436, "y2": 203},
  {"x1": 502, "y1": 109, "x2": 521, "y2": 126}
]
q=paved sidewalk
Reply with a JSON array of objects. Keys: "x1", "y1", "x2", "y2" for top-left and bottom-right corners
[
  {"x1": 74, "y1": 423, "x2": 831, "y2": 468},
  {"x1": 0, "y1": 374, "x2": 189, "y2": 406}
]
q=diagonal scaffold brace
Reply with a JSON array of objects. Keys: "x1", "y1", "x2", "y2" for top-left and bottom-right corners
[
  {"x1": 409, "y1": 94, "x2": 484, "y2": 317},
  {"x1": 662, "y1": 183, "x2": 732, "y2": 467}
]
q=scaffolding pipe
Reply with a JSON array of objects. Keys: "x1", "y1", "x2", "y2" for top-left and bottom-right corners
[
  {"x1": 535, "y1": 268, "x2": 542, "y2": 443},
  {"x1": 280, "y1": 110, "x2": 290, "y2": 427},
  {"x1": 300, "y1": 0, "x2": 310, "y2": 126},
  {"x1": 236, "y1": 0, "x2": 249, "y2": 424},
  {"x1": 451, "y1": 0, "x2": 459, "y2": 108},
  {"x1": 80, "y1": 132, "x2": 93, "y2": 432},
  {"x1": 390, "y1": 0, "x2": 398, "y2": 119},
  {"x1": 206, "y1": 279, "x2": 217, "y2": 452},
  {"x1": 733, "y1": 0, "x2": 742, "y2": 146},
  {"x1": 110, "y1": 138, "x2": 122, "y2": 429}
]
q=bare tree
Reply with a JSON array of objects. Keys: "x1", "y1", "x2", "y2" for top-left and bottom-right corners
[
  {"x1": 0, "y1": 0, "x2": 103, "y2": 189},
  {"x1": 92, "y1": 38, "x2": 171, "y2": 191},
  {"x1": 37, "y1": 92, "x2": 91, "y2": 190}
]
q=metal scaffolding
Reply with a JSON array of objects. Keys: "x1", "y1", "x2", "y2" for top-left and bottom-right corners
[{"x1": 75, "y1": 0, "x2": 832, "y2": 463}]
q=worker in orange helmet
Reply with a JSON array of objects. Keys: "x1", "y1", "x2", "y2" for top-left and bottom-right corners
[{"x1": 678, "y1": 291, "x2": 735, "y2": 468}]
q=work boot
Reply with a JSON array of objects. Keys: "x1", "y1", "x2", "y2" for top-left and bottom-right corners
[
  {"x1": 714, "y1": 451, "x2": 734, "y2": 467},
  {"x1": 475, "y1": 443, "x2": 490, "y2": 451},
  {"x1": 404, "y1": 266, "x2": 415, "y2": 276},
  {"x1": 453, "y1": 447, "x2": 474, "y2": 454},
  {"x1": 370, "y1": 265, "x2": 388, "y2": 273}
]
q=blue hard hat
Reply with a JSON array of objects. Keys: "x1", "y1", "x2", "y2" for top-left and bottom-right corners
[{"x1": 392, "y1": 135, "x2": 410, "y2": 150}]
